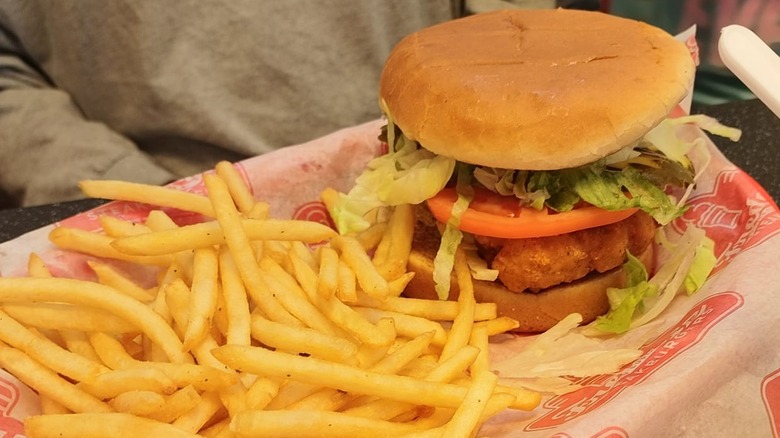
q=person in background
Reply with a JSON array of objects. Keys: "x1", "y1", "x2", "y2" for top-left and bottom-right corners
[
  {"x1": 0, "y1": 1, "x2": 459, "y2": 207},
  {"x1": 605, "y1": 0, "x2": 780, "y2": 106}
]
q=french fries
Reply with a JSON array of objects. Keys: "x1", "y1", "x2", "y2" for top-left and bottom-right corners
[{"x1": 0, "y1": 161, "x2": 539, "y2": 437}]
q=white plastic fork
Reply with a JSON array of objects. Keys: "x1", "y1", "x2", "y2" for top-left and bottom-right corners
[{"x1": 719, "y1": 25, "x2": 780, "y2": 119}]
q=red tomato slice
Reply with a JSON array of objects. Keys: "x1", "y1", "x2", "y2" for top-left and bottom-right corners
[{"x1": 426, "y1": 187, "x2": 639, "y2": 239}]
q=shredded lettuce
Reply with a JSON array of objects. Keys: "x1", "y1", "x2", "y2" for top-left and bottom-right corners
[
  {"x1": 432, "y1": 165, "x2": 474, "y2": 300},
  {"x1": 669, "y1": 114, "x2": 743, "y2": 142},
  {"x1": 493, "y1": 314, "x2": 644, "y2": 379},
  {"x1": 328, "y1": 122, "x2": 455, "y2": 235},
  {"x1": 591, "y1": 225, "x2": 716, "y2": 334},
  {"x1": 684, "y1": 235, "x2": 717, "y2": 295},
  {"x1": 594, "y1": 253, "x2": 658, "y2": 333}
]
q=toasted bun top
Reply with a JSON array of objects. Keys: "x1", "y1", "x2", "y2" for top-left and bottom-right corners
[{"x1": 379, "y1": 9, "x2": 695, "y2": 170}]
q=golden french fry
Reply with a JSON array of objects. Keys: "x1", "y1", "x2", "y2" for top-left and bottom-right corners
[
  {"x1": 354, "y1": 221, "x2": 388, "y2": 251},
  {"x1": 250, "y1": 313, "x2": 358, "y2": 365},
  {"x1": 352, "y1": 307, "x2": 447, "y2": 347},
  {"x1": 370, "y1": 332, "x2": 435, "y2": 375},
  {"x1": 246, "y1": 377, "x2": 281, "y2": 410},
  {"x1": 336, "y1": 259, "x2": 358, "y2": 303},
  {"x1": 162, "y1": 278, "x2": 191, "y2": 337},
  {"x1": 24, "y1": 413, "x2": 202, "y2": 438},
  {"x1": 144, "y1": 209, "x2": 179, "y2": 230},
  {"x1": 0, "y1": 277, "x2": 190, "y2": 363},
  {"x1": 246, "y1": 201, "x2": 270, "y2": 220},
  {"x1": 27, "y1": 253, "x2": 52, "y2": 278},
  {"x1": 387, "y1": 271, "x2": 416, "y2": 297},
  {"x1": 219, "y1": 380, "x2": 248, "y2": 418},
  {"x1": 79, "y1": 368, "x2": 177, "y2": 400},
  {"x1": 343, "y1": 346, "x2": 479, "y2": 421},
  {"x1": 79, "y1": 179, "x2": 215, "y2": 217},
  {"x1": 88, "y1": 331, "x2": 141, "y2": 369},
  {"x1": 146, "y1": 385, "x2": 202, "y2": 423},
  {"x1": 87, "y1": 260, "x2": 156, "y2": 303},
  {"x1": 474, "y1": 316, "x2": 520, "y2": 336},
  {"x1": 88, "y1": 332, "x2": 237, "y2": 392},
  {"x1": 212, "y1": 345, "x2": 475, "y2": 409},
  {"x1": 319, "y1": 187, "x2": 340, "y2": 213},
  {"x1": 332, "y1": 235, "x2": 389, "y2": 300},
  {"x1": 231, "y1": 410, "x2": 422, "y2": 438},
  {"x1": 100, "y1": 215, "x2": 151, "y2": 238},
  {"x1": 215, "y1": 161, "x2": 256, "y2": 214},
  {"x1": 218, "y1": 247, "x2": 251, "y2": 346},
  {"x1": 0, "y1": 310, "x2": 109, "y2": 382},
  {"x1": 317, "y1": 246, "x2": 339, "y2": 298},
  {"x1": 492, "y1": 383, "x2": 542, "y2": 411},
  {"x1": 3, "y1": 302, "x2": 137, "y2": 333},
  {"x1": 354, "y1": 294, "x2": 497, "y2": 322},
  {"x1": 259, "y1": 257, "x2": 343, "y2": 336},
  {"x1": 0, "y1": 342, "x2": 111, "y2": 413},
  {"x1": 204, "y1": 174, "x2": 302, "y2": 327},
  {"x1": 288, "y1": 254, "x2": 395, "y2": 347},
  {"x1": 49, "y1": 227, "x2": 173, "y2": 266},
  {"x1": 263, "y1": 380, "x2": 322, "y2": 411},
  {"x1": 372, "y1": 225, "x2": 392, "y2": 267},
  {"x1": 199, "y1": 417, "x2": 232, "y2": 438},
  {"x1": 163, "y1": 279, "x2": 233, "y2": 373},
  {"x1": 469, "y1": 325, "x2": 490, "y2": 377},
  {"x1": 213, "y1": 286, "x2": 229, "y2": 340},
  {"x1": 111, "y1": 219, "x2": 336, "y2": 255},
  {"x1": 172, "y1": 390, "x2": 223, "y2": 433},
  {"x1": 183, "y1": 247, "x2": 219, "y2": 350},
  {"x1": 144, "y1": 210, "x2": 198, "y2": 283},
  {"x1": 109, "y1": 390, "x2": 166, "y2": 416},
  {"x1": 441, "y1": 371, "x2": 498, "y2": 438},
  {"x1": 286, "y1": 331, "x2": 435, "y2": 412},
  {"x1": 375, "y1": 204, "x2": 415, "y2": 281},
  {"x1": 39, "y1": 395, "x2": 70, "y2": 415},
  {"x1": 439, "y1": 248, "x2": 476, "y2": 362},
  {"x1": 289, "y1": 240, "x2": 318, "y2": 270}
]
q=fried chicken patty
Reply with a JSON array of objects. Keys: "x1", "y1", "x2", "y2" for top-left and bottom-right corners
[{"x1": 475, "y1": 211, "x2": 656, "y2": 293}]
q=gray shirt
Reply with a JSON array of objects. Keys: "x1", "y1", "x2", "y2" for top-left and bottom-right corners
[{"x1": 0, "y1": 0, "x2": 456, "y2": 206}]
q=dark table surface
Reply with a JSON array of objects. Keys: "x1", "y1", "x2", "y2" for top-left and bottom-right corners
[{"x1": 1, "y1": 98, "x2": 779, "y2": 244}]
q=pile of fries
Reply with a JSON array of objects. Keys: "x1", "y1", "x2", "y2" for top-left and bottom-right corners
[{"x1": 0, "y1": 161, "x2": 540, "y2": 437}]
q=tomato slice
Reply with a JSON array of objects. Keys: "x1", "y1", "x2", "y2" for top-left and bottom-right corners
[{"x1": 426, "y1": 187, "x2": 639, "y2": 239}]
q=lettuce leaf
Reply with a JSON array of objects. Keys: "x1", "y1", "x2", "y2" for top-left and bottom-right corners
[
  {"x1": 684, "y1": 235, "x2": 717, "y2": 295},
  {"x1": 669, "y1": 114, "x2": 743, "y2": 142},
  {"x1": 591, "y1": 225, "x2": 716, "y2": 334},
  {"x1": 329, "y1": 123, "x2": 455, "y2": 235},
  {"x1": 594, "y1": 253, "x2": 658, "y2": 334},
  {"x1": 432, "y1": 164, "x2": 474, "y2": 300}
]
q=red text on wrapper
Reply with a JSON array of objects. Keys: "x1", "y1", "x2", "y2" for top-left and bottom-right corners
[
  {"x1": 762, "y1": 367, "x2": 780, "y2": 437},
  {"x1": 0, "y1": 376, "x2": 24, "y2": 438},
  {"x1": 673, "y1": 169, "x2": 780, "y2": 273},
  {"x1": 550, "y1": 425, "x2": 628, "y2": 438},
  {"x1": 527, "y1": 292, "x2": 744, "y2": 431}
]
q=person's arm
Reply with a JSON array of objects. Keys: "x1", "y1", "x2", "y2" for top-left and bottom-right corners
[{"x1": 0, "y1": 28, "x2": 173, "y2": 207}]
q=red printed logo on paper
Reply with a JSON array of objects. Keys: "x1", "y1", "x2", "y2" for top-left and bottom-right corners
[
  {"x1": 592, "y1": 426, "x2": 629, "y2": 438},
  {"x1": 762, "y1": 368, "x2": 780, "y2": 437},
  {"x1": 293, "y1": 201, "x2": 336, "y2": 230},
  {"x1": 527, "y1": 292, "x2": 744, "y2": 431},
  {"x1": 672, "y1": 169, "x2": 780, "y2": 272},
  {"x1": 0, "y1": 377, "x2": 24, "y2": 437}
]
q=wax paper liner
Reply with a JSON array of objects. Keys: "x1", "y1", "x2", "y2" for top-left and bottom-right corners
[{"x1": 0, "y1": 116, "x2": 778, "y2": 437}]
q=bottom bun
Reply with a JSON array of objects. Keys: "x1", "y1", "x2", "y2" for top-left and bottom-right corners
[{"x1": 404, "y1": 244, "x2": 655, "y2": 333}]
